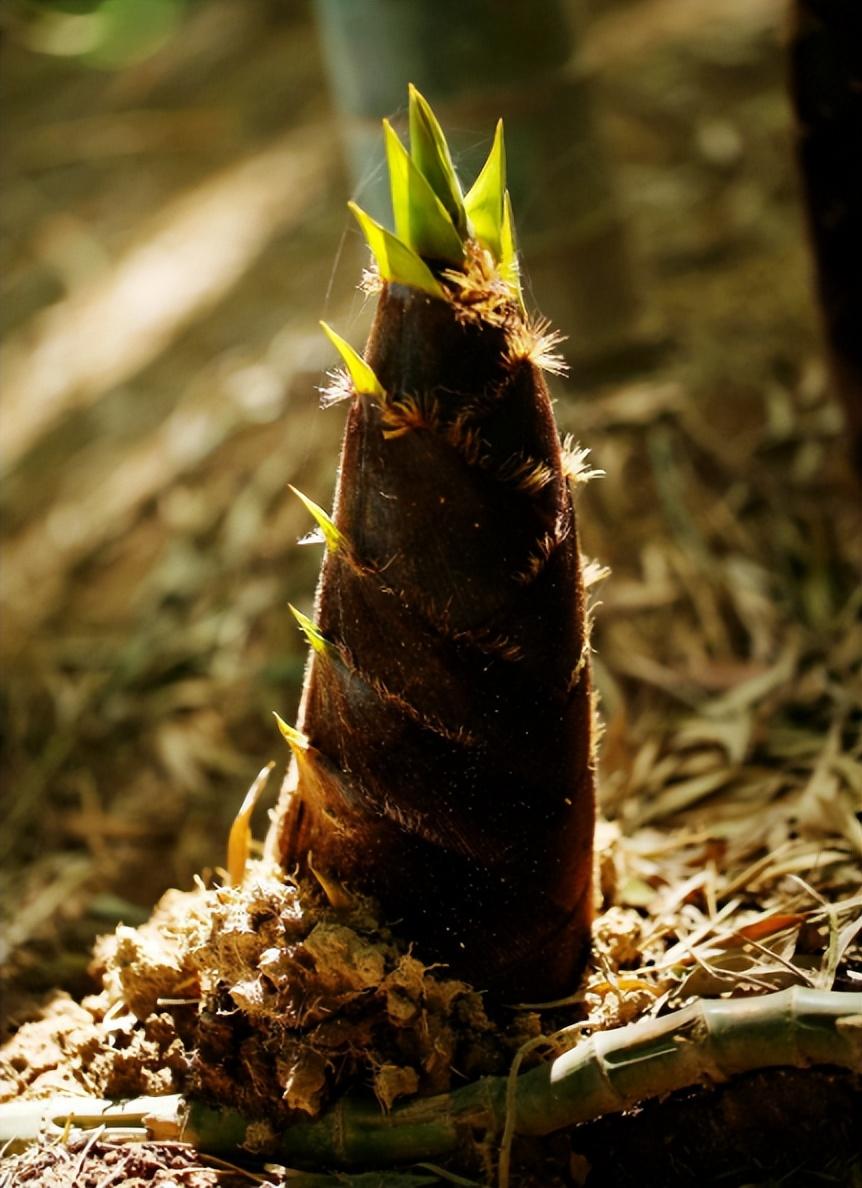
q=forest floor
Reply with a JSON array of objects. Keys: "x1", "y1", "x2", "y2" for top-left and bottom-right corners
[{"x1": 1, "y1": 0, "x2": 860, "y2": 1185}]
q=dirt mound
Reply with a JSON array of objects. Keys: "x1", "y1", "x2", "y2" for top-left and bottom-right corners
[{"x1": 1, "y1": 863, "x2": 543, "y2": 1126}]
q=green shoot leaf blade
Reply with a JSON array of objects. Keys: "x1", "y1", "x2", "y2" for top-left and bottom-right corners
[
  {"x1": 273, "y1": 711, "x2": 310, "y2": 754},
  {"x1": 288, "y1": 485, "x2": 344, "y2": 552},
  {"x1": 384, "y1": 120, "x2": 464, "y2": 264},
  {"x1": 348, "y1": 202, "x2": 444, "y2": 297},
  {"x1": 407, "y1": 84, "x2": 467, "y2": 237},
  {"x1": 319, "y1": 321, "x2": 386, "y2": 400},
  {"x1": 500, "y1": 189, "x2": 524, "y2": 308},
  {"x1": 288, "y1": 604, "x2": 330, "y2": 656},
  {"x1": 464, "y1": 119, "x2": 506, "y2": 261}
]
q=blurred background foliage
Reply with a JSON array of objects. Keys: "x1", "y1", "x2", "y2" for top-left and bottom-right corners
[
  {"x1": 1, "y1": 0, "x2": 859, "y2": 998},
  {"x1": 9, "y1": 0, "x2": 192, "y2": 69}
]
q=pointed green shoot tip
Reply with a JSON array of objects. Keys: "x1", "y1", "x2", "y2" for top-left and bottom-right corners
[
  {"x1": 273, "y1": 712, "x2": 309, "y2": 754},
  {"x1": 384, "y1": 119, "x2": 464, "y2": 264},
  {"x1": 288, "y1": 485, "x2": 344, "y2": 552},
  {"x1": 464, "y1": 119, "x2": 506, "y2": 262},
  {"x1": 288, "y1": 604, "x2": 330, "y2": 656},
  {"x1": 319, "y1": 321, "x2": 385, "y2": 401},
  {"x1": 407, "y1": 84, "x2": 467, "y2": 237},
  {"x1": 500, "y1": 189, "x2": 524, "y2": 307},
  {"x1": 348, "y1": 201, "x2": 443, "y2": 298}
]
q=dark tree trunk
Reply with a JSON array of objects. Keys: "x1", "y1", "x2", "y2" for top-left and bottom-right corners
[{"x1": 789, "y1": 0, "x2": 862, "y2": 472}]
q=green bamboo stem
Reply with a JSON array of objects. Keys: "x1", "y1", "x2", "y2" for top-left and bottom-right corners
[{"x1": 4, "y1": 989, "x2": 859, "y2": 1168}]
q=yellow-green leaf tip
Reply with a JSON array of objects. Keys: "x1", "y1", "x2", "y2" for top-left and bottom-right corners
[
  {"x1": 288, "y1": 485, "x2": 344, "y2": 552},
  {"x1": 320, "y1": 321, "x2": 385, "y2": 400},
  {"x1": 273, "y1": 712, "x2": 309, "y2": 753},
  {"x1": 465, "y1": 119, "x2": 506, "y2": 262},
  {"x1": 289, "y1": 604, "x2": 330, "y2": 656},
  {"x1": 384, "y1": 119, "x2": 464, "y2": 264},
  {"x1": 408, "y1": 84, "x2": 467, "y2": 237},
  {"x1": 348, "y1": 201, "x2": 444, "y2": 297}
]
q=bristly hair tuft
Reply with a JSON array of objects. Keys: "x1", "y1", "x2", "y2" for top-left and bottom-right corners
[
  {"x1": 580, "y1": 556, "x2": 608, "y2": 680},
  {"x1": 450, "y1": 624, "x2": 524, "y2": 663},
  {"x1": 582, "y1": 556, "x2": 611, "y2": 589},
  {"x1": 496, "y1": 450, "x2": 556, "y2": 495},
  {"x1": 446, "y1": 414, "x2": 485, "y2": 466},
  {"x1": 561, "y1": 435, "x2": 605, "y2": 485},
  {"x1": 443, "y1": 240, "x2": 518, "y2": 327},
  {"x1": 319, "y1": 367, "x2": 354, "y2": 409},
  {"x1": 506, "y1": 316, "x2": 569, "y2": 377},
  {"x1": 360, "y1": 262, "x2": 384, "y2": 294},
  {"x1": 512, "y1": 519, "x2": 570, "y2": 585},
  {"x1": 380, "y1": 392, "x2": 441, "y2": 439}
]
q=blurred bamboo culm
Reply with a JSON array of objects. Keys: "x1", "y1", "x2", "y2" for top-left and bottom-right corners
[
  {"x1": 313, "y1": 0, "x2": 647, "y2": 370},
  {"x1": 789, "y1": 0, "x2": 862, "y2": 473},
  {"x1": 266, "y1": 89, "x2": 595, "y2": 1003}
]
